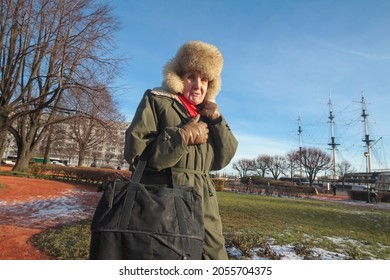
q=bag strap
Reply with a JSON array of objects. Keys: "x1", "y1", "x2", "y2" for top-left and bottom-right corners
[
  {"x1": 131, "y1": 146, "x2": 178, "y2": 189},
  {"x1": 130, "y1": 144, "x2": 151, "y2": 184},
  {"x1": 131, "y1": 159, "x2": 147, "y2": 183}
]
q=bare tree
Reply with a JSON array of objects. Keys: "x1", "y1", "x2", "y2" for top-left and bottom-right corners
[
  {"x1": 267, "y1": 155, "x2": 287, "y2": 180},
  {"x1": 36, "y1": 121, "x2": 77, "y2": 165},
  {"x1": 284, "y1": 150, "x2": 300, "y2": 180},
  {"x1": 336, "y1": 160, "x2": 356, "y2": 190},
  {"x1": 0, "y1": 0, "x2": 120, "y2": 171},
  {"x1": 232, "y1": 158, "x2": 256, "y2": 178},
  {"x1": 298, "y1": 147, "x2": 332, "y2": 186},
  {"x1": 255, "y1": 155, "x2": 270, "y2": 177},
  {"x1": 68, "y1": 86, "x2": 124, "y2": 166}
]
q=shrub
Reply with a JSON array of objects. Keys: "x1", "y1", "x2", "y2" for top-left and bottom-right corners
[
  {"x1": 212, "y1": 178, "x2": 225, "y2": 191},
  {"x1": 29, "y1": 163, "x2": 46, "y2": 177},
  {"x1": 348, "y1": 190, "x2": 390, "y2": 202},
  {"x1": 379, "y1": 192, "x2": 390, "y2": 202},
  {"x1": 240, "y1": 176, "x2": 270, "y2": 185},
  {"x1": 44, "y1": 166, "x2": 131, "y2": 185},
  {"x1": 347, "y1": 190, "x2": 372, "y2": 201}
]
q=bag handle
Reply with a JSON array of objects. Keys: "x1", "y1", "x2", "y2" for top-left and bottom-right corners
[
  {"x1": 130, "y1": 143, "x2": 152, "y2": 184},
  {"x1": 131, "y1": 159, "x2": 147, "y2": 184},
  {"x1": 130, "y1": 146, "x2": 177, "y2": 188}
]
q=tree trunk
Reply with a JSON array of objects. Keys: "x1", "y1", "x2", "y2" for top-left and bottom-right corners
[
  {"x1": 42, "y1": 128, "x2": 54, "y2": 164},
  {"x1": 78, "y1": 149, "x2": 85, "y2": 167},
  {"x1": 11, "y1": 115, "x2": 47, "y2": 172},
  {"x1": 12, "y1": 146, "x2": 33, "y2": 172},
  {"x1": 0, "y1": 107, "x2": 11, "y2": 160},
  {"x1": 0, "y1": 133, "x2": 7, "y2": 160}
]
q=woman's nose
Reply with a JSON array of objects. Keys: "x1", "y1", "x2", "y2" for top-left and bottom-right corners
[{"x1": 193, "y1": 78, "x2": 201, "y2": 88}]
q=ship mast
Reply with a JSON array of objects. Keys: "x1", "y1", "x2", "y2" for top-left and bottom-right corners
[
  {"x1": 297, "y1": 113, "x2": 303, "y2": 177},
  {"x1": 361, "y1": 94, "x2": 373, "y2": 172},
  {"x1": 328, "y1": 97, "x2": 339, "y2": 179}
]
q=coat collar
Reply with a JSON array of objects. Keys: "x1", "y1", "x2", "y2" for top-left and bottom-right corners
[
  {"x1": 151, "y1": 87, "x2": 190, "y2": 119},
  {"x1": 151, "y1": 87, "x2": 180, "y2": 100}
]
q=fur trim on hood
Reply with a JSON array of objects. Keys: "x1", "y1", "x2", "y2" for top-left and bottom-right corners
[{"x1": 161, "y1": 41, "x2": 223, "y2": 102}]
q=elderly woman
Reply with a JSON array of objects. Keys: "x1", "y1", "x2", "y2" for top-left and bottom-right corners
[{"x1": 124, "y1": 41, "x2": 238, "y2": 260}]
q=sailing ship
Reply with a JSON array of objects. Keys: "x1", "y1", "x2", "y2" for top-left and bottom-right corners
[
  {"x1": 298, "y1": 94, "x2": 390, "y2": 191},
  {"x1": 329, "y1": 95, "x2": 390, "y2": 191}
]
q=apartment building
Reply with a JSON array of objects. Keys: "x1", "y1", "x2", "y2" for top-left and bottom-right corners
[{"x1": 3, "y1": 121, "x2": 131, "y2": 169}]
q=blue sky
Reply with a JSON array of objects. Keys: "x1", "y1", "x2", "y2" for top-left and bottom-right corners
[{"x1": 103, "y1": 0, "x2": 390, "y2": 175}]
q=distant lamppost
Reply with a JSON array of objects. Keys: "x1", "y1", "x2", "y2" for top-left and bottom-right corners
[{"x1": 364, "y1": 152, "x2": 370, "y2": 203}]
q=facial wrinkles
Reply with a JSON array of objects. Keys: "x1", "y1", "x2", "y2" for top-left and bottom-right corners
[{"x1": 182, "y1": 72, "x2": 208, "y2": 105}]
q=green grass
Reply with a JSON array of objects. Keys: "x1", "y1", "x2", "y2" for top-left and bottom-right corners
[
  {"x1": 219, "y1": 192, "x2": 390, "y2": 259},
  {"x1": 31, "y1": 220, "x2": 91, "y2": 260},
  {"x1": 30, "y1": 191, "x2": 390, "y2": 260}
]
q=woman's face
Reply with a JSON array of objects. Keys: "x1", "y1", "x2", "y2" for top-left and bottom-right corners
[{"x1": 182, "y1": 71, "x2": 208, "y2": 105}]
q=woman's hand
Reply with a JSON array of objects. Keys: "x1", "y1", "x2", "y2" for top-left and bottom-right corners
[
  {"x1": 199, "y1": 100, "x2": 221, "y2": 121},
  {"x1": 179, "y1": 114, "x2": 209, "y2": 145}
]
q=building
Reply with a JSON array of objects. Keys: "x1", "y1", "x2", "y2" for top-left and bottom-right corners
[
  {"x1": 343, "y1": 171, "x2": 390, "y2": 191},
  {"x1": 3, "y1": 121, "x2": 130, "y2": 169}
]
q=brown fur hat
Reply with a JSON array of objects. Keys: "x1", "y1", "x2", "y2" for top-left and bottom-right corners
[{"x1": 162, "y1": 41, "x2": 223, "y2": 102}]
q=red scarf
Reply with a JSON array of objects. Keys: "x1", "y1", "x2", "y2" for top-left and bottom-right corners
[{"x1": 178, "y1": 95, "x2": 199, "y2": 117}]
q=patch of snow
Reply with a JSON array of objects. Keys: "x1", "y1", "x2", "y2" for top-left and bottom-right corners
[
  {"x1": 226, "y1": 247, "x2": 244, "y2": 259},
  {"x1": 227, "y1": 244, "x2": 348, "y2": 260},
  {"x1": 226, "y1": 235, "x2": 371, "y2": 260},
  {"x1": 310, "y1": 247, "x2": 347, "y2": 260},
  {"x1": 267, "y1": 244, "x2": 301, "y2": 260}
]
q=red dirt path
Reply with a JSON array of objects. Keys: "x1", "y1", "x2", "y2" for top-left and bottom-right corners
[
  {"x1": 1, "y1": 167, "x2": 388, "y2": 260},
  {"x1": 0, "y1": 168, "x2": 101, "y2": 260}
]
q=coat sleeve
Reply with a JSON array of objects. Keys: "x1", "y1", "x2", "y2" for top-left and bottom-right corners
[
  {"x1": 124, "y1": 91, "x2": 189, "y2": 171},
  {"x1": 208, "y1": 116, "x2": 238, "y2": 170}
]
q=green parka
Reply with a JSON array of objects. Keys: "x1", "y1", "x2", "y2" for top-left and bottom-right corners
[{"x1": 124, "y1": 88, "x2": 238, "y2": 259}]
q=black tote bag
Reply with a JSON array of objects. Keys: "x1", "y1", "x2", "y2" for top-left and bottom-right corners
[{"x1": 89, "y1": 158, "x2": 204, "y2": 260}]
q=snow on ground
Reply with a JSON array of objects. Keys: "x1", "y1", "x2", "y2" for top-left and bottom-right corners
[
  {"x1": 224, "y1": 193, "x2": 390, "y2": 260},
  {"x1": 227, "y1": 239, "x2": 348, "y2": 260}
]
